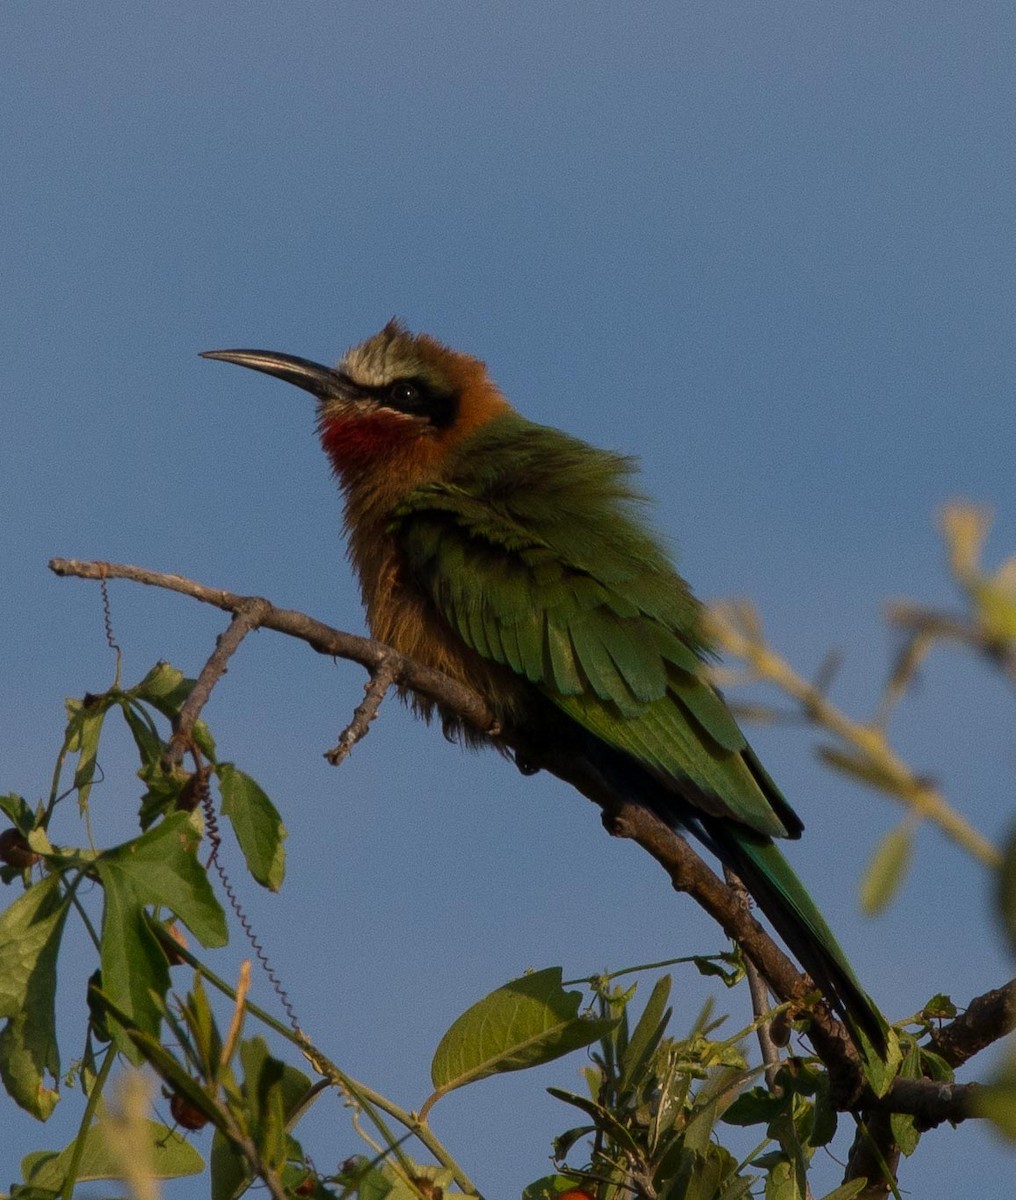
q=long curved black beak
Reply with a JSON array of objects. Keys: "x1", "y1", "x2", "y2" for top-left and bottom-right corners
[{"x1": 200, "y1": 349, "x2": 349, "y2": 401}]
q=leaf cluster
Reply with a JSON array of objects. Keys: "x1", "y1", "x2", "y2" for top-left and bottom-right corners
[
  {"x1": 0, "y1": 663, "x2": 290, "y2": 1196},
  {"x1": 9, "y1": 497, "x2": 1016, "y2": 1200}
]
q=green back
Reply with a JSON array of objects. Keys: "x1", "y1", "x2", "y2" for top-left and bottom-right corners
[{"x1": 392, "y1": 413, "x2": 800, "y2": 841}]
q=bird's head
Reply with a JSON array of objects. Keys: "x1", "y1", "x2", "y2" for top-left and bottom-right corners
[{"x1": 202, "y1": 321, "x2": 512, "y2": 495}]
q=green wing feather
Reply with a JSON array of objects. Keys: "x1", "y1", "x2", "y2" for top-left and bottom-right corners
[
  {"x1": 394, "y1": 415, "x2": 794, "y2": 838},
  {"x1": 393, "y1": 414, "x2": 890, "y2": 1065}
]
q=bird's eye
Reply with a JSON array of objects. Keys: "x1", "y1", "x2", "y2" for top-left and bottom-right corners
[{"x1": 389, "y1": 381, "x2": 420, "y2": 408}]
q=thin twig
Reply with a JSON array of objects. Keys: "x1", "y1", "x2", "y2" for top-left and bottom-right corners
[
  {"x1": 51, "y1": 559, "x2": 1016, "y2": 1124},
  {"x1": 50, "y1": 559, "x2": 497, "y2": 737},
  {"x1": 326, "y1": 655, "x2": 400, "y2": 765},
  {"x1": 887, "y1": 601, "x2": 1016, "y2": 689},
  {"x1": 726, "y1": 867, "x2": 782, "y2": 1089},
  {"x1": 927, "y1": 979, "x2": 1016, "y2": 1068},
  {"x1": 845, "y1": 1113, "x2": 901, "y2": 1200},
  {"x1": 596, "y1": 798, "x2": 865, "y2": 1105},
  {"x1": 704, "y1": 602, "x2": 1001, "y2": 868},
  {"x1": 167, "y1": 600, "x2": 270, "y2": 766}
]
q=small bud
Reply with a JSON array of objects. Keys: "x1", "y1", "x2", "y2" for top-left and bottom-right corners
[
  {"x1": 159, "y1": 920, "x2": 190, "y2": 966},
  {"x1": 170, "y1": 1091, "x2": 209, "y2": 1131},
  {"x1": 0, "y1": 828, "x2": 40, "y2": 869},
  {"x1": 176, "y1": 768, "x2": 211, "y2": 813},
  {"x1": 769, "y1": 1009, "x2": 792, "y2": 1047}
]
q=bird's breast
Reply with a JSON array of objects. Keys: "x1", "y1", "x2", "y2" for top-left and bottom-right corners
[{"x1": 347, "y1": 519, "x2": 528, "y2": 731}]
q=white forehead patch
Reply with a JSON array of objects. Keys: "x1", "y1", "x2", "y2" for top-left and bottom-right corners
[{"x1": 339, "y1": 325, "x2": 425, "y2": 388}]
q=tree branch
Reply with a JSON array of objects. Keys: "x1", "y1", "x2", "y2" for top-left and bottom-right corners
[
  {"x1": 49, "y1": 558, "x2": 498, "y2": 738},
  {"x1": 704, "y1": 601, "x2": 1002, "y2": 868},
  {"x1": 928, "y1": 979, "x2": 1016, "y2": 1069},
  {"x1": 49, "y1": 558, "x2": 1016, "y2": 1124},
  {"x1": 167, "y1": 599, "x2": 271, "y2": 767}
]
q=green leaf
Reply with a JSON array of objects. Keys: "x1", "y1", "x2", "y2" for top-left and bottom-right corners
[
  {"x1": 522, "y1": 1176, "x2": 592, "y2": 1200},
  {"x1": 94, "y1": 813, "x2": 227, "y2": 1051},
  {"x1": 859, "y1": 824, "x2": 913, "y2": 916},
  {"x1": 65, "y1": 695, "x2": 112, "y2": 812},
  {"x1": 98, "y1": 811, "x2": 227, "y2": 947},
  {"x1": 890, "y1": 1109, "x2": 920, "y2": 1157},
  {"x1": 119, "y1": 700, "x2": 166, "y2": 768},
  {"x1": 94, "y1": 879, "x2": 171, "y2": 1057},
  {"x1": 211, "y1": 1038, "x2": 317, "y2": 1200},
  {"x1": 334, "y1": 1160, "x2": 465, "y2": 1200},
  {"x1": 693, "y1": 952, "x2": 744, "y2": 987},
  {"x1": 887, "y1": 1040, "x2": 921, "y2": 1155},
  {"x1": 809, "y1": 1069, "x2": 837, "y2": 1148},
  {"x1": 370, "y1": 1165, "x2": 465, "y2": 1199},
  {"x1": 546, "y1": 1086, "x2": 642, "y2": 1156},
  {"x1": 239, "y1": 1036, "x2": 314, "y2": 1121},
  {"x1": 854, "y1": 1019, "x2": 903, "y2": 1100},
  {"x1": 211, "y1": 1130, "x2": 249, "y2": 1200},
  {"x1": 336, "y1": 1158, "x2": 393, "y2": 1200},
  {"x1": 128, "y1": 662, "x2": 192, "y2": 715},
  {"x1": 21, "y1": 1121, "x2": 203, "y2": 1188},
  {"x1": 997, "y1": 826, "x2": 1016, "y2": 958},
  {"x1": 255, "y1": 1056, "x2": 288, "y2": 1170},
  {"x1": 654, "y1": 1140, "x2": 694, "y2": 1193},
  {"x1": 217, "y1": 764, "x2": 287, "y2": 891},
  {"x1": 129, "y1": 662, "x2": 217, "y2": 760},
  {"x1": 763, "y1": 1155, "x2": 804, "y2": 1200},
  {"x1": 137, "y1": 761, "x2": 191, "y2": 830},
  {"x1": 685, "y1": 1070, "x2": 754, "y2": 1159},
  {"x1": 918, "y1": 1049, "x2": 954, "y2": 1082},
  {"x1": 921, "y1": 993, "x2": 957, "y2": 1020},
  {"x1": 716, "y1": 1173, "x2": 758, "y2": 1200},
  {"x1": 551, "y1": 1122, "x2": 595, "y2": 1159},
  {"x1": 181, "y1": 975, "x2": 224, "y2": 1081},
  {"x1": 722, "y1": 1086, "x2": 789, "y2": 1127},
  {"x1": 0, "y1": 793, "x2": 35, "y2": 830},
  {"x1": 0, "y1": 874, "x2": 71, "y2": 1117},
  {"x1": 620, "y1": 973, "x2": 671, "y2": 1092},
  {"x1": 429, "y1": 968, "x2": 615, "y2": 1102},
  {"x1": 815, "y1": 1182, "x2": 868, "y2": 1200},
  {"x1": 681, "y1": 1144, "x2": 743, "y2": 1200}
]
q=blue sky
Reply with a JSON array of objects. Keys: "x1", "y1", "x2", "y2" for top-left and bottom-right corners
[{"x1": 4, "y1": 3, "x2": 1015, "y2": 1195}]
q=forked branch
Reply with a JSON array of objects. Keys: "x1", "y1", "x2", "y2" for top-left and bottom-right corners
[{"x1": 49, "y1": 558, "x2": 1016, "y2": 1121}]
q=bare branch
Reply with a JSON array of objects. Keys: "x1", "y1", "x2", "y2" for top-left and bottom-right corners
[
  {"x1": 845, "y1": 980, "x2": 1016, "y2": 1195},
  {"x1": 704, "y1": 601, "x2": 1002, "y2": 868},
  {"x1": 592, "y1": 796, "x2": 865, "y2": 1104},
  {"x1": 326, "y1": 654, "x2": 400, "y2": 766},
  {"x1": 888, "y1": 601, "x2": 1016, "y2": 689},
  {"x1": 726, "y1": 867, "x2": 783, "y2": 1089},
  {"x1": 49, "y1": 557, "x2": 1016, "y2": 1125},
  {"x1": 927, "y1": 979, "x2": 1016, "y2": 1068},
  {"x1": 167, "y1": 600, "x2": 270, "y2": 767},
  {"x1": 845, "y1": 1112, "x2": 900, "y2": 1199},
  {"x1": 49, "y1": 558, "x2": 498, "y2": 737}
]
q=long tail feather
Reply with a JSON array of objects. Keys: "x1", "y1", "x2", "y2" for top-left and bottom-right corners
[{"x1": 705, "y1": 820, "x2": 888, "y2": 1055}]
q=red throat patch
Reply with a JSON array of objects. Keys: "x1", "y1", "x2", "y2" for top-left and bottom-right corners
[{"x1": 318, "y1": 410, "x2": 418, "y2": 477}]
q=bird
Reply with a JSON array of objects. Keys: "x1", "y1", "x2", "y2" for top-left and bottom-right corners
[{"x1": 202, "y1": 321, "x2": 887, "y2": 1061}]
